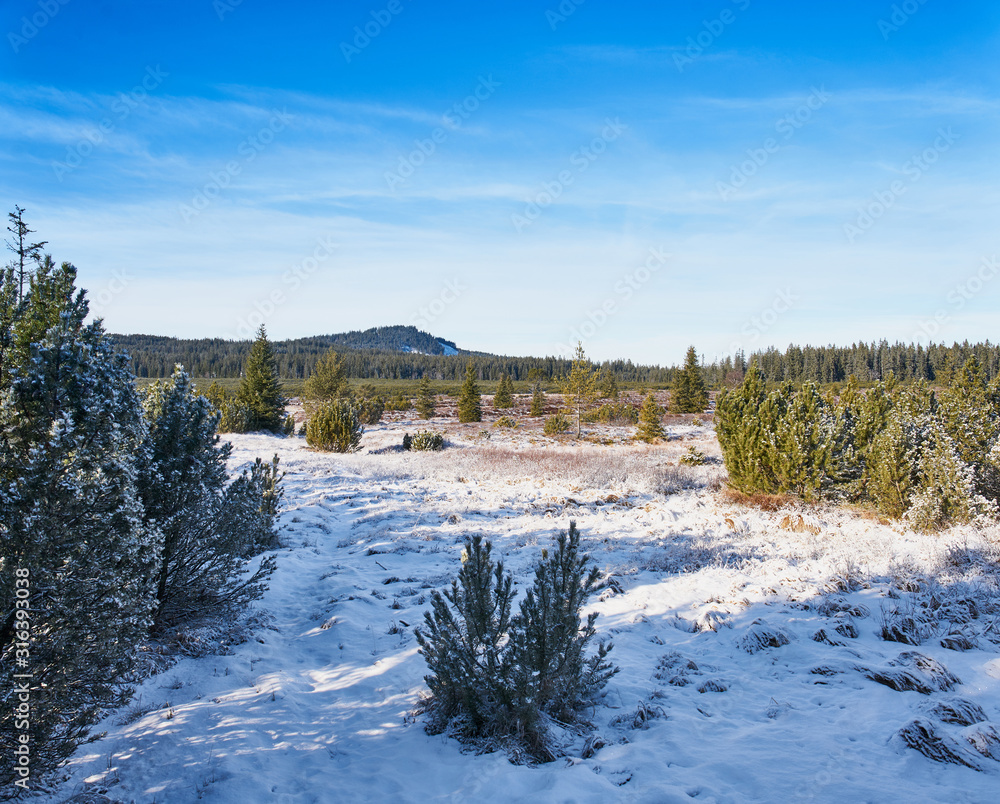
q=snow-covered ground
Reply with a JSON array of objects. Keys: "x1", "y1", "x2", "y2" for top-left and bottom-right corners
[{"x1": 36, "y1": 416, "x2": 1000, "y2": 803}]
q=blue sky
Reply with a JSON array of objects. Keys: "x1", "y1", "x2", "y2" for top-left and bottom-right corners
[{"x1": 2, "y1": 0, "x2": 999, "y2": 364}]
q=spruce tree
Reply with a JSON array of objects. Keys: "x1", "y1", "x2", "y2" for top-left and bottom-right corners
[
  {"x1": 598, "y1": 370, "x2": 620, "y2": 400},
  {"x1": 303, "y1": 348, "x2": 348, "y2": 405},
  {"x1": 238, "y1": 325, "x2": 285, "y2": 432},
  {"x1": 636, "y1": 392, "x2": 665, "y2": 442},
  {"x1": 0, "y1": 259, "x2": 158, "y2": 786},
  {"x1": 671, "y1": 345, "x2": 709, "y2": 413},
  {"x1": 530, "y1": 383, "x2": 546, "y2": 417},
  {"x1": 458, "y1": 360, "x2": 482, "y2": 423},
  {"x1": 416, "y1": 375, "x2": 436, "y2": 419},
  {"x1": 494, "y1": 373, "x2": 514, "y2": 409}
]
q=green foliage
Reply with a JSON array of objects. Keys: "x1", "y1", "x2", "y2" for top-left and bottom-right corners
[
  {"x1": 584, "y1": 401, "x2": 639, "y2": 425},
  {"x1": 139, "y1": 366, "x2": 278, "y2": 624},
  {"x1": 671, "y1": 345, "x2": 709, "y2": 413},
  {"x1": 303, "y1": 349, "x2": 348, "y2": 403},
  {"x1": 282, "y1": 413, "x2": 297, "y2": 435},
  {"x1": 494, "y1": 415, "x2": 518, "y2": 429},
  {"x1": 530, "y1": 384, "x2": 546, "y2": 417},
  {"x1": 385, "y1": 392, "x2": 413, "y2": 411},
  {"x1": 404, "y1": 430, "x2": 445, "y2": 451},
  {"x1": 717, "y1": 362, "x2": 1000, "y2": 529},
  {"x1": 597, "y1": 369, "x2": 620, "y2": 400},
  {"x1": 493, "y1": 374, "x2": 514, "y2": 409},
  {"x1": 0, "y1": 259, "x2": 157, "y2": 785},
  {"x1": 559, "y1": 342, "x2": 600, "y2": 438},
  {"x1": 680, "y1": 446, "x2": 708, "y2": 465},
  {"x1": 416, "y1": 375, "x2": 436, "y2": 419},
  {"x1": 458, "y1": 360, "x2": 482, "y2": 423},
  {"x1": 415, "y1": 524, "x2": 617, "y2": 761},
  {"x1": 306, "y1": 399, "x2": 364, "y2": 452},
  {"x1": 237, "y1": 325, "x2": 285, "y2": 432},
  {"x1": 544, "y1": 413, "x2": 572, "y2": 435},
  {"x1": 355, "y1": 394, "x2": 385, "y2": 425},
  {"x1": 217, "y1": 398, "x2": 253, "y2": 434},
  {"x1": 635, "y1": 393, "x2": 665, "y2": 442}
]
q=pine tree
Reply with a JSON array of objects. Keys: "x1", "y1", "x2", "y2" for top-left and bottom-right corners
[
  {"x1": 559, "y1": 342, "x2": 599, "y2": 439},
  {"x1": 303, "y1": 348, "x2": 348, "y2": 405},
  {"x1": 598, "y1": 369, "x2": 620, "y2": 400},
  {"x1": 139, "y1": 366, "x2": 276, "y2": 624},
  {"x1": 416, "y1": 375, "x2": 436, "y2": 419},
  {"x1": 0, "y1": 260, "x2": 159, "y2": 786},
  {"x1": 530, "y1": 383, "x2": 546, "y2": 417},
  {"x1": 5, "y1": 205, "x2": 47, "y2": 302},
  {"x1": 458, "y1": 360, "x2": 482, "y2": 423},
  {"x1": 635, "y1": 392, "x2": 665, "y2": 442},
  {"x1": 494, "y1": 373, "x2": 514, "y2": 409},
  {"x1": 237, "y1": 325, "x2": 285, "y2": 432},
  {"x1": 671, "y1": 345, "x2": 709, "y2": 413},
  {"x1": 306, "y1": 399, "x2": 364, "y2": 452}
]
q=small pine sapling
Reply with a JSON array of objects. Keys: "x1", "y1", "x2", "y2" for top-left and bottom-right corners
[{"x1": 635, "y1": 392, "x2": 665, "y2": 442}]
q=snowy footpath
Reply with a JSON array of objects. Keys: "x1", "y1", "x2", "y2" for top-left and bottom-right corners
[{"x1": 36, "y1": 421, "x2": 1000, "y2": 803}]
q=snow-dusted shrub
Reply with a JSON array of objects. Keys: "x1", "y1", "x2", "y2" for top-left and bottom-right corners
[
  {"x1": 415, "y1": 523, "x2": 617, "y2": 761},
  {"x1": 356, "y1": 395, "x2": 385, "y2": 425},
  {"x1": 306, "y1": 399, "x2": 363, "y2": 452},
  {"x1": 403, "y1": 430, "x2": 444, "y2": 451}
]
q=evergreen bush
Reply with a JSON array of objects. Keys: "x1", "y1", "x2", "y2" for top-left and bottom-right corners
[
  {"x1": 405, "y1": 430, "x2": 445, "y2": 451},
  {"x1": 544, "y1": 413, "x2": 572, "y2": 435},
  {"x1": 493, "y1": 374, "x2": 514, "y2": 409},
  {"x1": 494, "y1": 416, "x2": 517, "y2": 429},
  {"x1": 530, "y1": 384, "x2": 546, "y2": 417},
  {"x1": 416, "y1": 375, "x2": 436, "y2": 419},
  {"x1": 415, "y1": 523, "x2": 617, "y2": 761},
  {"x1": 635, "y1": 393, "x2": 665, "y2": 442},
  {"x1": 306, "y1": 400, "x2": 364, "y2": 452},
  {"x1": 458, "y1": 360, "x2": 482, "y2": 423},
  {"x1": 671, "y1": 345, "x2": 708, "y2": 413}
]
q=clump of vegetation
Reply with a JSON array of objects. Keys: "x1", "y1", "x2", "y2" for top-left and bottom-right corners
[
  {"x1": 679, "y1": 446, "x2": 708, "y2": 465},
  {"x1": 403, "y1": 430, "x2": 445, "y2": 451},
  {"x1": 585, "y1": 401, "x2": 639, "y2": 425},
  {"x1": 671, "y1": 345, "x2": 708, "y2": 413},
  {"x1": 544, "y1": 413, "x2": 572, "y2": 435},
  {"x1": 493, "y1": 374, "x2": 514, "y2": 409},
  {"x1": 494, "y1": 415, "x2": 518, "y2": 429},
  {"x1": 716, "y1": 360, "x2": 1000, "y2": 529},
  {"x1": 355, "y1": 394, "x2": 385, "y2": 425},
  {"x1": 415, "y1": 523, "x2": 617, "y2": 762},
  {"x1": 214, "y1": 326, "x2": 287, "y2": 433},
  {"x1": 306, "y1": 399, "x2": 363, "y2": 452},
  {"x1": 635, "y1": 393, "x2": 665, "y2": 442},
  {"x1": 416, "y1": 375, "x2": 436, "y2": 419},
  {"x1": 530, "y1": 383, "x2": 546, "y2": 416},
  {"x1": 458, "y1": 360, "x2": 482, "y2": 422},
  {"x1": 384, "y1": 393, "x2": 413, "y2": 411}
]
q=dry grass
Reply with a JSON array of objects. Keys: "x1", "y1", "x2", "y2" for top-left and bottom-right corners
[{"x1": 719, "y1": 487, "x2": 797, "y2": 512}]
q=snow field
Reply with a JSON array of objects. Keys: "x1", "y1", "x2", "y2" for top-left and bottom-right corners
[{"x1": 39, "y1": 420, "x2": 1000, "y2": 803}]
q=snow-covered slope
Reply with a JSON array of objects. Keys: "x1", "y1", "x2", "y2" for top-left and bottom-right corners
[{"x1": 39, "y1": 420, "x2": 1000, "y2": 803}]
